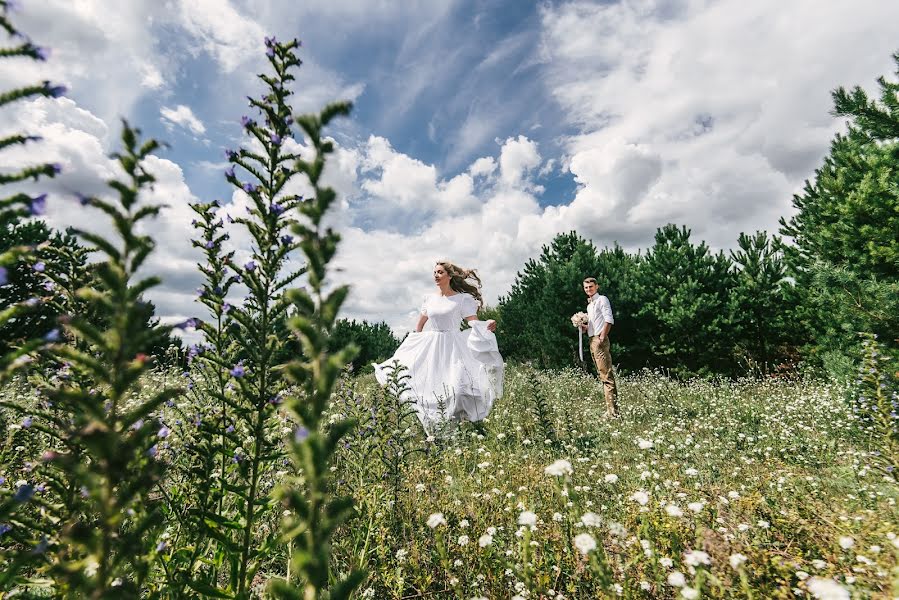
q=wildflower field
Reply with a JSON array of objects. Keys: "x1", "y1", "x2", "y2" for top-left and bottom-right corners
[
  {"x1": 2, "y1": 3, "x2": 899, "y2": 598},
  {"x1": 3, "y1": 363, "x2": 898, "y2": 598}
]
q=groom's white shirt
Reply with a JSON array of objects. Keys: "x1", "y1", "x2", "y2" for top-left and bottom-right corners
[{"x1": 586, "y1": 293, "x2": 614, "y2": 337}]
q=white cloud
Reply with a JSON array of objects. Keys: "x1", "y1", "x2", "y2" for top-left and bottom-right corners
[
  {"x1": 174, "y1": 0, "x2": 267, "y2": 73},
  {"x1": 498, "y1": 135, "x2": 543, "y2": 192},
  {"x1": 2, "y1": 97, "x2": 204, "y2": 326},
  {"x1": 6, "y1": 0, "x2": 899, "y2": 340},
  {"x1": 538, "y1": 0, "x2": 899, "y2": 248},
  {"x1": 161, "y1": 105, "x2": 207, "y2": 136},
  {"x1": 2, "y1": 1, "x2": 174, "y2": 126},
  {"x1": 469, "y1": 156, "x2": 497, "y2": 178}
]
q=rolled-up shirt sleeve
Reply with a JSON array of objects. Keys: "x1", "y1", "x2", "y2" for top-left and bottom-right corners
[{"x1": 598, "y1": 295, "x2": 614, "y2": 325}]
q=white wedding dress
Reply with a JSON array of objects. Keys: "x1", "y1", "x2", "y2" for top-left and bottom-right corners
[{"x1": 373, "y1": 292, "x2": 504, "y2": 430}]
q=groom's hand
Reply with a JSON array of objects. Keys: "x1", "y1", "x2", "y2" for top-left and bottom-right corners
[{"x1": 486, "y1": 319, "x2": 497, "y2": 332}]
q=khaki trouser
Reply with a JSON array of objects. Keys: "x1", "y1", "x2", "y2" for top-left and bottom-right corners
[{"x1": 589, "y1": 335, "x2": 619, "y2": 416}]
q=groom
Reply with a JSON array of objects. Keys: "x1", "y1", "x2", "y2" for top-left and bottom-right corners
[{"x1": 581, "y1": 277, "x2": 619, "y2": 417}]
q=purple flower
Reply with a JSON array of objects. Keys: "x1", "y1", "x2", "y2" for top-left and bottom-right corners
[
  {"x1": 158, "y1": 426, "x2": 170, "y2": 439},
  {"x1": 230, "y1": 363, "x2": 245, "y2": 378},
  {"x1": 13, "y1": 484, "x2": 34, "y2": 503},
  {"x1": 225, "y1": 424, "x2": 235, "y2": 433},
  {"x1": 0, "y1": 267, "x2": 7, "y2": 286},
  {"x1": 225, "y1": 166, "x2": 235, "y2": 179},
  {"x1": 32, "y1": 535, "x2": 49, "y2": 555},
  {"x1": 33, "y1": 262, "x2": 45, "y2": 272},
  {"x1": 43, "y1": 281, "x2": 54, "y2": 291},
  {"x1": 242, "y1": 182, "x2": 257, "y2": 194},
  {"x1": 264, "y1": 36, "x2": 277, "y2": 48},
  {"x1": 131, "y1": 419, "x2": 144, "y2": 430},
  {"x1": 45, "y1": 83, "x2": 66, "y2": 98},
  {"x1": 240, "y1": 116, "x2": 253, "y2": 128},
  {"x1": 244, "y1": 261, "x2": 256, "y2": 272},
  {"x1": 197, "y1": 287, "x2": 207, "y2": 298},
  {"x1": 270, "y1": 202, "x2": 284, "y2": 215},
  {"x1": 175, "y1": 318, "x2": 200, "y2": 330},
  {"x1": 270, "y1": 133, "x2": 282, "y2": 145},
  {"x1": 76, "y1": 193, "x2": 90, "y2": 206},
  {"x1": 49, "y1": 163, "x2": 62, "y2": 174},
  {"x1": 43, "y1": 329, "x2": 60, "y2": 342},
  {"x1": 22, "y1": 416, "x2": 32, "y2": 428},
  {"x1": 222, "y1": 302, "x2": 232, "y2": 313},
  {"x1": 294, "y1": 425, "x2": 309, "y2": 442},
  {"x1": 205, "y1": 240, "x2": 215, "y2": 249},
  {"x1": 225, "y1": 149, "x2": 238, "y2": 160},
  {"x1": 280, "y1": 235, "x2": 293, "y2": 246},
  {"x1": 266, "y1": 47, "x2": 275, "y2": 58},
  {"x1": 156, "y1": 541, "x2": 168, "y2": 552},
  {"x1": 0, "y1": 524, "x2": 11, "y2": 537},
  {"x1": 29, "y1": 193, "x2": 47, "y2": 215},
  {"x1": 34, "y1": 46, "x2": 50, "y2": 61},
  {"x1": 147, "y1": 445, "x2": 158, "y2": 458}
]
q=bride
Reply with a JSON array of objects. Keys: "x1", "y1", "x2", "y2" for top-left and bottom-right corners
[{"x1": 373, "y1": 261, "x2": 504, "y2": 430}]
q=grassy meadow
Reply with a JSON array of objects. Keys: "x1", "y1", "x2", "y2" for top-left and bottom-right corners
[{"x1": 4, "y1": 364, "x2": 896, "y2": 598}]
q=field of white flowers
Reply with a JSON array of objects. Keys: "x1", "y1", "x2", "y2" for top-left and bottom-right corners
[
  {"x1": 322, "y1": 366, "x2": 898, "y2": 599},
  {"x1": 3, "y1": 363, "x2": 898, "y2": 598}
]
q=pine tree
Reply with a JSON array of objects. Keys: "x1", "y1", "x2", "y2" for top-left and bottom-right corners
[
  {"x1": 634, "y1": 224, "x2": 736, "y2": 377},
  {"x1": 729, "y1": 231, "x2": 797, "y2": 374},
  {"x1": 780, "y1": 53, "x2": 899, "y2": 364},
  {"x1": 499, "y1": 232, "x2": 604, "y2": 369}
]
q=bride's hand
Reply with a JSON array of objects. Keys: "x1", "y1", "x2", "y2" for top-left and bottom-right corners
[{"x1": 486, "y1": 319, "x2": 496, "y2": 332}]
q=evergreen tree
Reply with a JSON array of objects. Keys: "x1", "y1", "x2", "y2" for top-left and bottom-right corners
[
  {"x1": 780, "y1": 53, "x2": 899, "y2": 364},
  {"x1": 634, "y1": 224, "x2": 736, "y2": 377},
  {"x1": 327, "y1": 319, "x2": 399, "y2": 374},
  {"x1": 729, "y1": 231, "x2": 797, "y2": 374},
  {"x1": 0, "y1": 217, "x2": 86, "y2": 353},
  {"x1": 498, "y1": 232, "x2": 640, "y2": 370}
]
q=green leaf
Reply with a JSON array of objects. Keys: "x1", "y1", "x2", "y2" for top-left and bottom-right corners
[{"x1": 184, "y1": 579, "x2": 235, "y2": 598}]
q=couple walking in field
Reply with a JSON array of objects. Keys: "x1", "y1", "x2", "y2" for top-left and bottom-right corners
[{"x1": 373, "y1": 262, "x2": 619, "y2": 430}]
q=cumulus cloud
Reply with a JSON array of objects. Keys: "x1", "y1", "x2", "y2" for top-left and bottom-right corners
[
  {"x1": 161, "y1": 105, "x2": 207, "y2": 136},
  {"x1": 538, "y1": 0, "x2": 899, "y2": 248},
  {"x1": 2, "y1": 97, "x2": 204, "y2": 328},
  {"x1": 6, "y1": 0, "x2": 899, "y2": 339}
]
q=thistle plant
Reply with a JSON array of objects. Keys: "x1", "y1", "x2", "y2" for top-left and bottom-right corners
[
  {"x1": 154, "y1": 200, "x2": 242, "y2": 597},
  {"x1": 0, "y1": 0, "x2": 64, "y2": 375},
  {"x1": 852, "y1": 333, "x2": 898, "y2": 479},
  {"x1": 210, "y1": 36, "x2": 314, "y2": 597},
  {"x1": 0, "y1": 5, "x2": 67, "y2": 588},
  {"x1": 266, "y1": 91, "x2": 364, "y2": 599},
  {"x1": 15, "y1": 123, "x2": 182, "y2": 597},
  {"x1": 526, "y1": 367, "x2": 559, "y2": 449},
  {"x1": 373, "y1": 362, "x2": 423, "y2": 535}
]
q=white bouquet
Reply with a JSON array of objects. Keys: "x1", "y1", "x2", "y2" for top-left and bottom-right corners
[
  {"x1": 570, "y1": 312, "x2": 588, "y2": 360},
  {"x1": 570, "y1": 312, "x2": 588, "y2": 328}
]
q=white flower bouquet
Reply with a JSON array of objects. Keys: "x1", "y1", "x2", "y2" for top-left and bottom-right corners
[
  {"x1": 571, "y1": 311, "x2": 588, "y2": 360},
  {"x1": 570, "y1": 312, "x2": 588, "y2": 328}
]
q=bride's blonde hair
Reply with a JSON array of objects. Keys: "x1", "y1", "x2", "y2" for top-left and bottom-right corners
[{"x1": 437, "y1": 260, "x2": 483, "y2": 310}]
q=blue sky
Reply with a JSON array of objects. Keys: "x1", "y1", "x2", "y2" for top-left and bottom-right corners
[
  {"x1": 4, "y1": 0, "x2": 899, "y2": 334},
  {"x1": 128, "y1": 0, "x2": 577, "y2": 211}
]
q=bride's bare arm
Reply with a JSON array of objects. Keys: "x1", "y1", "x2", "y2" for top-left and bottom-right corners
[
  {"x1": 464, "y1": 315, "x2": 496, "y2": 332},
  {"x1": 415, "y1": 314, "x2": 428, "y2": 332}
]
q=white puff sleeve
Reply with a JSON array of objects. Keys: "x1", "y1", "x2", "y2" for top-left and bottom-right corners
[{"x1": 461, "y1": 293, "x2": 479, "y2": 318}]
